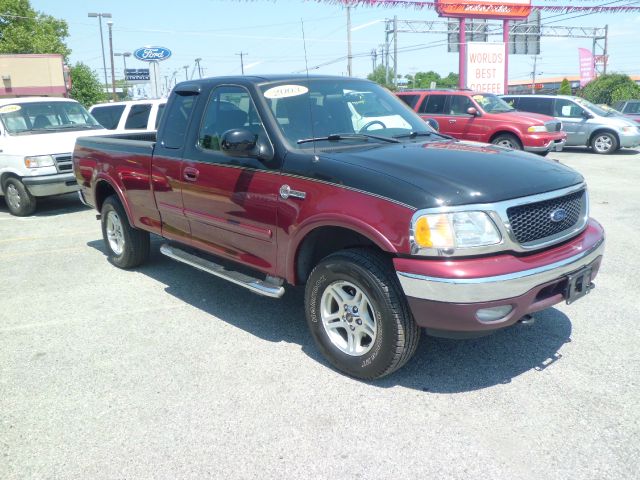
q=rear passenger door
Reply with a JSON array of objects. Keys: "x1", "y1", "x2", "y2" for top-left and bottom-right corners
[
  {"x1": 417, "y1": 94, "x2": 448, "y2": 134},
  {"x1": 438, "y1": 95, "x2": 482, "y2": 142},
  {"x1": 180, "y1": 85, "x2": 280, "y2": 274}
]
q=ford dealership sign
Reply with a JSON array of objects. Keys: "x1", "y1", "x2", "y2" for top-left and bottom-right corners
[{"x1": 133, "y1": 46, "x2": 172, "y2": 62}]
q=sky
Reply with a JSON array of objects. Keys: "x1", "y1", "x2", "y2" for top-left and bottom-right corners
[{"x1": 29, "y1": 0, "x2": 639, "y2": 94}]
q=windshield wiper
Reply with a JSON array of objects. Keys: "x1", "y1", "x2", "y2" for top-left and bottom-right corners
[
  {"x1": 393, "y1": 131, "x2": 454, "y2": 140},
  {"x1": 49, "y1": 124, "x2": 99, "y2": 130},
  {"x1": 297, "y1": 132, "x2": 400, "y2": 145}
]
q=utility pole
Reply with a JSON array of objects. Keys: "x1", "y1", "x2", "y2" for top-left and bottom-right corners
[
  {"x1": 87, "y1": 12, "x2": 112, "y2": 91},
  {"x1": 393, "y1": 15, "x2": 398, "y2": 87},
  {"x1": 183, "y1": 65, "x2": 189, "y2": 81},
  {"x1": 236, "y1": 52, "x2": 247, "y2": 74},
  {"x1": 114, "y1": 52, "x2": 131, "y2": 97},
  {"x1": 531, "y1": 55, "x2": 537, "y2": 93},
  {"x1": 195, "y1": 58, "x2": 203, "y2": 79},
  {"x1": 371, "y1": 49, "x2": 377, "y2": 71},
  {"x1": 107, "y1": 20, "x2": 116, "y2": 101},
  {"x1": 346, "y1": 5, "x2": 352, "y2": 76}
]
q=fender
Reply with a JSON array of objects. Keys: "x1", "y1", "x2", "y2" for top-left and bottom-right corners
[
  {"x1": 93, "y1": 172, "x2": 136, "y2": 227},
  {"x1": 489, "y1": 126, "x2": 522, "y2": 142}
]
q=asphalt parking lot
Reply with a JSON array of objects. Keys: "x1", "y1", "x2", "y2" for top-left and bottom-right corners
[{"x1": 1, "y1": 147, "x2": 639, "y2": 480}]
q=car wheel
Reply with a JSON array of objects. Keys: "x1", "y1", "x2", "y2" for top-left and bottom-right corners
[
  {"x1": 536, "y1": 151, "x2": 550, "y2": 157},
  {"x1": 101, "y1": 195, "x2": 150, "y2": 268},
  {"x1": 3, "y1": 177, "x2": 36, "y2": 216},
  {"x1": 305, "y1": 248, "x2": 420, "y2": 380},
  {"x1": 491, "y1": 133, "x2": 523, "y2": 150},
  {"x1": 591, "y1": 132, "x2": 618, "y2": 154}
]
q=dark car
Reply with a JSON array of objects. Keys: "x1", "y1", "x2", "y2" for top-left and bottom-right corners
[{"x1": 612, "y1": 99, "x2": 640, "y2": 124}]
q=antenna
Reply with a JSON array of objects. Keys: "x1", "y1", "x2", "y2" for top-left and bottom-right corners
[{"x1": 301, "y1": 18, "x2": 316, "y2": 155}]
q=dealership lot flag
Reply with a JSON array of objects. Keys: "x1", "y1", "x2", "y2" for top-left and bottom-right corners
[{"x1": 578, "y1": 48, "x2": 595, "y2": 87}]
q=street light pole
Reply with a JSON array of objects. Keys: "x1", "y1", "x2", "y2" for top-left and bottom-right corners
[
  {"x1": 87, "y1": 12, "x2": 112, "y2": 92},
  {"x1": 183, "y1": 65, "x2": 189, "y2": 80},
  {"x1": 107, "y1": 20, "x2": 116, "y2": 101},
  {"x1": 195, "y1": 58, "x2": 202, "y2": 79}
]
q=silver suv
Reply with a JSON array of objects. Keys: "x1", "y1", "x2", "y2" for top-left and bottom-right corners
[{"x1": 502, "y1": 94, "x2": 640, "y2": 154}]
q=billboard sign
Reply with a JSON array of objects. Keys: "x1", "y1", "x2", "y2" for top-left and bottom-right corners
[
  {"x1": 125, "y1": 69, "x2": 150, "y2": 82},
  {"x1": 437, "y1": 0, "x2": 532, "y2": 19},
  {"x1": 466, "y1": 42, "x2": 506, "y2": 94},
  {"x1": 133, "y1": 46, "x2": 172, "y2": 62}
]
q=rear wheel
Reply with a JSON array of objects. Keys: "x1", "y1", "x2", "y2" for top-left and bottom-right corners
[
  {"x1": 101, "y1": 195, "x2": 150, "y2": 268},
  {"x1": 3, "y1": 177, "x2": 36, "y2": 216},
  {"x1": 305, "y1": 249, "x2": 420, "y2": 380},
  {"x1": 491, "y1": 133, "x2": 522, "y2": 150},
  {"x1": 591, "y1": 132, "x2": 618, "y2": 154}
]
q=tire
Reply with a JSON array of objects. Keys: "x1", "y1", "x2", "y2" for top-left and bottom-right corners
[
  {"x1": 535, "y1": 151, "x2": 550, "y2": 157},
  {"x1": 101, "y1": 195, "x2": 150, "y2": 269},
  {"x1": 590, "y1": 131, "x2": 618, "y2": 155},
  {"x1": 3, "y1": 177, "x2": 36, "y2": 216},
  {"x1": 491, "y1": 133, "x2": 523, "y2": 150},
  {"x1": 305, "y1": 248, "x2": 420, "y2": 380}
]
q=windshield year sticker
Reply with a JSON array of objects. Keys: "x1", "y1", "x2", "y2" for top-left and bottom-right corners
[
  {"x1": 0, "y1": 104, "x2": 21, "y2": 114},
  {"x1": 264, "y1": 85, "x2": 308, "y2": 99}
]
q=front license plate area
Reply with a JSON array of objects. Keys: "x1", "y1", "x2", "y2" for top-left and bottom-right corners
[{"x1": 565, "y1": 266, "x2": 593, "y2": 305}]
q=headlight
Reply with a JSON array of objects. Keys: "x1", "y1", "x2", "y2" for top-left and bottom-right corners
[
  {"x1": 527, "y1": 125, "x2": 547, "y2": 133},
  {"x1": 412, "y1": 211, "x2": 501, "y2": 252},
  {"x1": 24, "y1": 155, "x2": 55, "y2": 168}
]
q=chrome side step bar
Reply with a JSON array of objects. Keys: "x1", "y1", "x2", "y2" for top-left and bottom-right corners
[{"x1": 160, "y1": 244, "x2": 285, "y2": 298}]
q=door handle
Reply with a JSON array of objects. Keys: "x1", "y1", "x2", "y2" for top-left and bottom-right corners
[
  {"x1": 449, "y1": 119, "x2": 457, "y2": 124},
  {"x1": 183, "y1": 167, "x2": 199, "y2": 181}
]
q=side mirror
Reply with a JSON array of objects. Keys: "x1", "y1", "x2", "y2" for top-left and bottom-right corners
[
  {"x1": 467, "y1": 107, "x2": 479, "y2": 116},
  {"x1": 581, "y1": 110, "x2": 593, "y2": 119},
  {"x1": 221, "y1": 128, "x2": 274, "y2": 162},
  {"x1": 426, "y1": 118, "x2": 439, "y2": 131}
]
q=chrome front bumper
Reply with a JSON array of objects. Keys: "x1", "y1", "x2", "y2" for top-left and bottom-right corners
[
  {"x1": 396, "y1": 236, "x2": 605, "y2": 303},
  {"x1": 524, "y1": 138, "x2": 566, "y2": 153}
]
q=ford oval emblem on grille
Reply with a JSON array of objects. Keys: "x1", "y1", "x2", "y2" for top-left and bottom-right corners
[{"x1": 550, "y1": 208, "x2": 568, "y2": 223}]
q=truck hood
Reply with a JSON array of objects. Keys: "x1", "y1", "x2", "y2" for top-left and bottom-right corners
[
  {"x1": 2, "y1": 128, "x2": 111, "y2": 156},
  {"x1": 319, "y1": 139, "x2": 583, "y2": 209}
]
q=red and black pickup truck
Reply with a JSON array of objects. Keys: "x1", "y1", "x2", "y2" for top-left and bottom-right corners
[{"x1": 73, "y1": 75, "x2": 604, "y2": 379}]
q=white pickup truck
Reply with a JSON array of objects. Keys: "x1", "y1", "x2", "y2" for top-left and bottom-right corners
[{"x1": 0, "y1": 97, "x2": 106, "y2": 216}]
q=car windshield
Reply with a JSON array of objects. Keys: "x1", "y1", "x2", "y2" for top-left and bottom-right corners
[
  {"x1": 472, "y1": 94, "x2": 515, "y2": 113},
  {"x1": 260, "y1": 79, "x2": 433, "y2": 148},
  {"x1": 0, "y1": 101, "x2": 102, "y2": 135},
  {"x1": 572, "y1": 97, "x2": 611, "y2": 117}
]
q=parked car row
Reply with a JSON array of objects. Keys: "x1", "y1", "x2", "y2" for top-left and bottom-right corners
[{"x1": 396, "y1": 89, "x2": 640, "y2": 155}]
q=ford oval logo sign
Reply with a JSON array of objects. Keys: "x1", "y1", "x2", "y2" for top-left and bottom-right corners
[
  {"x1": 550, "y1": 208, "x2": 568, "y2": 223},
  {"x1": 133, "y1": 46, "x2": 172, "y2": 62}
]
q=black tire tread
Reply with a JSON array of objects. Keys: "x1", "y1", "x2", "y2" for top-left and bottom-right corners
[
  {"x1": 308, "y1": 248, "x2": 420, "y2": 379},
  {"x1": 3, "y1": 177, "x2": 36, "y2": 216},
  {"x1": 102, "y1": 195, "x2": 150, "y2": 269}
]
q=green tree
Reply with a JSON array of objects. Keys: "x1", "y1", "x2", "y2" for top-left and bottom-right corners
[
  {"x1": 580, "y1": 73, "x2": 640, "y2": 105},
  {"x1": 406, "y1": 71, "x2": 459, "y2": 89},
  {"x1": 558, "y1": 78, "x2": 572, "y2": 95},
  {"x1": 367, "y1": 65, "x2": 396, "y2": 90},
  {"x1": 0, "y1": 0, "x2": 70, "y2": 58},
  {"x1": 69, "y1": 62, "x2": 107, "y2": 108}
]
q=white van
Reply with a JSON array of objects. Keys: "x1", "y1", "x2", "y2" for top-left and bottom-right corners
[
  {"x1": 89, "y1": 99, "x2": 166, "y2": 132},
  {"x1": 0, "y1": 97, "x2": 106, "y2": 216}
]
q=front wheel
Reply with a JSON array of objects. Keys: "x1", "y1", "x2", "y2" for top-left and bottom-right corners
[
  {"x1": 101, "y1": 195, "x2": 150, "y2": 268},
  {"x1": 305, "y1": 249, "x2": 420, "y2": 380},
  {"x1": 3, "y1": 177, "x2": 36, "y2": 216},
  {"x1": 491, "y1": 133, "x2": 522, "y2": 150},
  {"x1": 591, "y1": 132, "x2": 618, "y2": 154}
]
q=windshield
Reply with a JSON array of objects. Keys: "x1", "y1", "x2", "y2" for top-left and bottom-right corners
[
  {"x1": 259, "y1": 79, "x2": 433, "y2": 148},
  {"x1": 0, "y1": 101, "x2": 102, "y2": 135},
  {"x1": 472, "y1": 94, "x2": 515, "y2": 113},
  {"x1": 572, "y1": 97, "x2": 611, "y2": 117}
]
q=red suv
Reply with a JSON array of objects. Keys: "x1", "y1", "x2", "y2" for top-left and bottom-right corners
[{"x1": 397, "y1": 90, "x2": 566, "y2": 155}]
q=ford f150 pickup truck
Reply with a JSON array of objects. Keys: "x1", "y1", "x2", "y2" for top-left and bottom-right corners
[{"x1": 73, "y1": 75, "x2": 605, "y2": 379}]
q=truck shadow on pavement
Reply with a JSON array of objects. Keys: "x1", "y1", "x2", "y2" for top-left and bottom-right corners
[
  {"x1": 88, "y1": 239, "x2": 573, "y2": 394},
  {"x1": 0, "y1": 192, "x2": 90, "y2": 217}
]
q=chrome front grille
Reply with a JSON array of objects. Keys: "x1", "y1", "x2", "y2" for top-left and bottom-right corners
[
  {"x1": 54, "y1": 154, "x2": 73, "y2": 173},
  {"x1": 507, "y1": 189, "x2": 586, "y2": 245}
]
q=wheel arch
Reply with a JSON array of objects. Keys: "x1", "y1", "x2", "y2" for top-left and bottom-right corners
[
  {"x1": 289, "y1": 221, "x2": 397, "y2": 286},
  {"x1": 489, "y1": 129, "x2": 522, "y2": 145},
  {"x1": 94, "y1": 176, "x2": 134, "y2": 222},
  {"x1": 588, "y1": 128, "x2": 620, "y2": 147}
]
